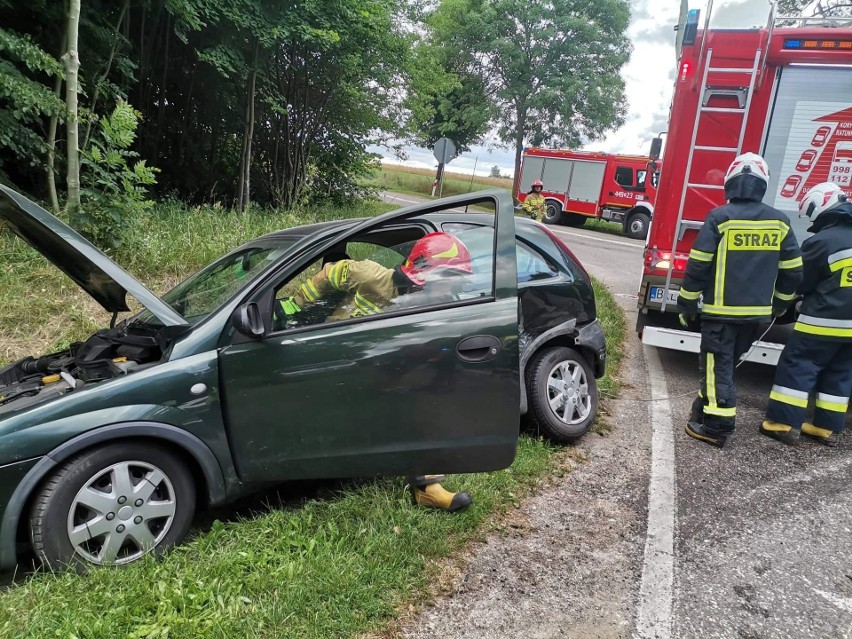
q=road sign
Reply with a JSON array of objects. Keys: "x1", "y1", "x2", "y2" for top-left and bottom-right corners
[{"x1": 433, "y1": 137, "x2": 457, "y2": 164}]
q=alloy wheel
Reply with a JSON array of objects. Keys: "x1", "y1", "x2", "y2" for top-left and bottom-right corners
[{"x1": 66, "y1": 460, "x2": 177, "y2": 565}]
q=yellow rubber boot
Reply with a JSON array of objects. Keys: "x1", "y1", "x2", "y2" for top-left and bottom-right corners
[
  {"x1": 760, "y1": 421, "x2": 800, "y2": 445},
  {"x1": 413, "y1": 482, "x2": 473, "y2": 512},
  {"x1": 802, "y1": 423, "x2": 839, "y2": 447}
]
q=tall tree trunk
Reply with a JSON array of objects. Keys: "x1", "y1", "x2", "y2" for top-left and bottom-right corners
[
  {"x1": 46, "y1": 34, "x2": 67, "y2": 215},
  {"x1": 512, "y1": 105, "x2": 527, "y2": 198},
  {"x1": 238, "y1": 44, "x2": 259, "y2": 211},
  {"x1": 82, "y1": 0, "x2": 130, "y2": 151},
  {"x1": 63, "y1": 0, "x2": 82, "y2": 221}
]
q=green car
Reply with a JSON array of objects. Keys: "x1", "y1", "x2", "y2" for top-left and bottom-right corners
[{"x1": 0, "y1": 185, "x2": 604, "y2": 570}]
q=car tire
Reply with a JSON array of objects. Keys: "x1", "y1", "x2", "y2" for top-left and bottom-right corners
[
  {"x1": 543, "y1": 201, "x2": 565, "y2": 225},
  {"x1": 562, "y1": 213, "x2": 587, "y2": 228},
  {"x1": 624, "y1": 211, "x2": 650, "y2": 240},
  {"x1": 526, "y1": 346, "x2": 598, "y2": 444},
  {"x1": 29, "y1": 442, "x2": 196, "y2": 570}
]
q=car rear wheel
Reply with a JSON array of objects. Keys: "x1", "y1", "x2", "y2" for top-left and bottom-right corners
[
  {"x1": 624, "y1": 211, "x2": 650, "y2": 240},
  {"x1": 29, "y1": 442, "x2": 196, "y2": 570},
  {"x1": 526, "y1": 346, "x2": 598, "y2": 443}
]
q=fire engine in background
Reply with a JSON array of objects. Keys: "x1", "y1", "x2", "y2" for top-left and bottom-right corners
[
  {"x1": 638, "y1": 1, "x2": 852, "y2": 365},
  {"x1": 516, "y1": 148, "x2": 661, "y2": 239}
]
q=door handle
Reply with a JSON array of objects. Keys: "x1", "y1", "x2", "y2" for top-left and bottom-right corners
[{"x1": 456, "y1": 335, "x2": 501, "y2": 362}]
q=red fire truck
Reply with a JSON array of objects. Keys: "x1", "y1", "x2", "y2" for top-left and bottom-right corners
[
  {"x1": 637, "y1": 3, "x2": 852, "y2": 365},
  {"x1": 516, "y1": 148, "x2": 660, "y2": 239}
]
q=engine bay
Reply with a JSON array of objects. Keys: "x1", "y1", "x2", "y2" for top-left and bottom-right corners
[{"x1": 0, "y1": 322, "x2": 164, "y2": 417}]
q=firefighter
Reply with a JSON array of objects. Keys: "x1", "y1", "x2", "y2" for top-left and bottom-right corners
[
  {"x1": 279, "y1": 232, "x2": 475, "y2": 511},
  {"x1": 677, "y1": 153, "x2": 803, "y2": 448},
  {"x1": 761, "y1": 182, "x2": 852, "y2": 446},
  {"x1": 523, "y1": 179, "x2": 547, "y2": 220}
]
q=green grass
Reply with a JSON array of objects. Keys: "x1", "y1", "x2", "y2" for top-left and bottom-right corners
[
  {"x1": 0, "y1": 202, "x2": 626, "y2": 639},
  {"x1": 364, "y1": 164, "x2": 514, "y2": 199},
  {"x1": 581, "y1": 218, "x2": 625, "y2": 237},
  {"x1": 593, "y1": 278, "x2": 626, "y2": 399}
]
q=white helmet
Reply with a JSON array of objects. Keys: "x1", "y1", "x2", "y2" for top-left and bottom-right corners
[
  {"x1": 799, "y1": 182, "x2": 849, "y2": 221},
  {"x1": 725, "y1": 152, "x2": 770, "y2": 186}
]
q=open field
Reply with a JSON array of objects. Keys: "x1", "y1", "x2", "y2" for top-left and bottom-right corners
[{"x1": 365, "y1": 164, "x2": 514, "y2": 198}]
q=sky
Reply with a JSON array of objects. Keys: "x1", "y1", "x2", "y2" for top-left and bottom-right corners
[{"x1": 372, "y1": 0, "x2": 776, "y2": 177}]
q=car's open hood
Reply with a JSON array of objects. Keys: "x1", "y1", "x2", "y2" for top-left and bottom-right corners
[{"x1": 0, "y1": 184, "x2": 187, "y2": 327}]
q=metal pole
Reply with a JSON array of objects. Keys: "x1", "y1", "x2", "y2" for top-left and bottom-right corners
[
  {"x1": 468, "y1": 156, "x2": 479, "y2": 192},
  {"x1": 438, "y1": 164, "x2": 445, "y2": 198}
]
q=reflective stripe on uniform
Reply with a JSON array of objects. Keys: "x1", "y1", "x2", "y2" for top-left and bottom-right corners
[
  {"x1": 330, "y1": 261, "x2": 350, "y2": 289},
  {"x1": 353, "y1": 292, "x2": 382, "y2": 315},
  {"x1": 773, "y1": 289, "x2": 797, "y2": 301},
  {"x1": 815, "y1": 392, "x2": 848, "y2": 412},
  {"x1": 779, "y1": 256, "x2": 803, "y2": 269},
  {"x1": 769, "y1": 384, "x2": 809, "y2": 408},
  {"x1": 689, "y1": 248, "x2": 714, "y2": 262},
  {"x1": 828, "y1": 248, "x2": 852, "y2": 271},
  {"x1": 703, "y1": 352, "x2": 736, "y2": 417},
  {"x1": 718, "y1": 219, "x2": 790, "y2": 235},
  {"x1": 795, "y1": 314, "x2": 852, "y2": 337},
  {"x1": 679, "y1": 288, "x2": 701, "y2": 301},
  {"x1": 703, "y1": 304, "x2": 772, "y2": 316},
  {"x1": 300, "y1": 280, "x2": 320, "y2": 302}
]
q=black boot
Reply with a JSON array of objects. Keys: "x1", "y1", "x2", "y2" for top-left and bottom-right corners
[
  {"x1": 802, "y1": 423, "x2": 840, "y2": 447},
  {"x1": 760, "y1": 421, "x2": 800, "y2": 445},
  {"x1": 685, "y1": 422, "x2": 727, "y2": 448}
]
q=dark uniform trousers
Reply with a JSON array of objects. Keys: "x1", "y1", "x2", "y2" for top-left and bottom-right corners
[
  {"x1": 695, "y1": 321, "x2": 762, "y2": 437},
  {"x1": 766, "y1": 333, "x2": 852, "y2": 434}
]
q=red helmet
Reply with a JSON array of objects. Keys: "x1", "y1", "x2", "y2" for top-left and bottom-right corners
[
  {"x1": 401, "y1": 232, "x2": 472, "y2": 286},
  {"x1": 532, "y1": 179, "x2": 543, "y2": 188}
]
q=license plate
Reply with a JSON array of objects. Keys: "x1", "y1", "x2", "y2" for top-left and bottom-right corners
[{"x1": 649, "y1": 286, "x2": 679, "y2": 305}]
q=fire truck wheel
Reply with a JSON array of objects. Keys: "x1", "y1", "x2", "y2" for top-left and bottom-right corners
[
  {"x1": 526, "y1": 346, "x2": 598, "y2": 443},
  {"x1": 562, "y1": 213, "x2": 587, "y2": 228},
  {"x1": 543, "y1": 201, "x2": 565, "y2": 225},
  {"x1": 624, "y1": 211, "x2": 650, "y2": 239}
]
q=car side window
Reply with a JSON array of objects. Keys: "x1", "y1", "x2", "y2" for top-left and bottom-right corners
[
  {"x1": 516, "y1": 241, "x2": 558, "y2": 282},
  {"x1": 269, "y1": 226, "x2": 494, "y2": 332}
]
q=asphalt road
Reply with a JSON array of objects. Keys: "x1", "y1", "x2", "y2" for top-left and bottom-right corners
[{"x1": 383, "y1": 191, "x2": 852, "y2": 639}]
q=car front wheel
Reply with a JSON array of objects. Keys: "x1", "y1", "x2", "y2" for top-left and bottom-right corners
[
  {"x1": 29, "y1": 442, "x2": 196, "y2": 569},
  {"x1": 526, "y1": 346, "x2": 598, "y2": 443}
]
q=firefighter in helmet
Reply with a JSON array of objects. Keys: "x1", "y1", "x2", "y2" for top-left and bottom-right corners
[
  {"x1": 278, "y1": 231, "x2": 475, "y2": 511},
  {"x1": 523, "y1": 179, "x2": 547, "y2": 221},
  {"x1": 677, "y1": 153, "x2": 803, "y2": 448},
  {"x1": 761, "y1": 182, "x2": 852, "y2": 446}
]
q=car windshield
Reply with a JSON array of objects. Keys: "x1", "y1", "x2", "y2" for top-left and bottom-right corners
[{"x1": 135, "y1": 237, "x2": 298, "y2": 326}]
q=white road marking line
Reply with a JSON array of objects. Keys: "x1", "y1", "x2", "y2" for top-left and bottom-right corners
[
  {"x1": 383, "y1": 194, "x2": 423, "y2": 205},
  {"x1": 551, "y1": 229, "x2": 644, "y2": 250},
  {"x1": 815, "y1": 590, "x2": 852, "y2": 615},
  {"x1": 635, "y1": 345, "x2": 677, "y2": 639}
]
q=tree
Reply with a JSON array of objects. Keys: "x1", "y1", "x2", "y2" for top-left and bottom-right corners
[
  {"x1": 0, "y1": 21, "x2": 64, "y2": 186},
  {"x1": 405, "y1": 43, "x2": 493, "y2": 153},
  {"x1": 63, "y1": 0, "x2": 82, "y2": 218},
  {"x1": 778, "y1": 0, "x2": 852, "y2": 16},
  {"x1": 489, "y1": 164, "x2": 501, "y2": 178},
  {"x1": 428, "y1": 0, "x2": 631, "y2": 193}
]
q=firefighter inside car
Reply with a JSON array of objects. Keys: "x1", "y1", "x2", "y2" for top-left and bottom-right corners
[
  {"x1": 523, "y1": 179, "x2": 546, "y2": 221},
  {"x1": 676, "y1": 153, "x2": 803, "y2": 449},
  {"x1": 276, "y1": 231, "x2": 476, "y2": 511},
  {"x1": 762, "y1": 182, "x2": 852, "y2": 447}
]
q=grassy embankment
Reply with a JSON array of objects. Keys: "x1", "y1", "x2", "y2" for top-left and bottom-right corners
[
  {"x1": 0, "y1": 197, "x2": 625, "y2": 639},
  {"x1": 364, "y1": 164, "x2": 513, "y2": 198},
  {"x1": 368, "y1": 164, "x2": 627, "y2": 236}
]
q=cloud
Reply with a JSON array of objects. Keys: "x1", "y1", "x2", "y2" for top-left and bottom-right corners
[{"x1": 372, "y1": 0, "x2": 773, "y2": 175}]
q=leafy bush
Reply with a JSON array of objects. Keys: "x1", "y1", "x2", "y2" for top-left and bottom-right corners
[{"x1": 75, "y1": 100, "x2": 159, "y2": 249}]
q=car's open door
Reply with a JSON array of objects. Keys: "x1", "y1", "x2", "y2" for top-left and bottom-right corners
[{"x1": 218, "y1": 190, "x2": 520, "y2": 482}]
